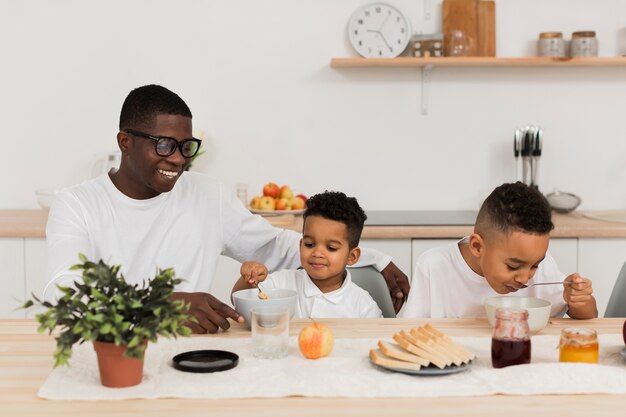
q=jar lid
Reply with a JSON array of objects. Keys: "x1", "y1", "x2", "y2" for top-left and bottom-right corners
[
  {"x1": 539, "y1": 32, "x2": 563, "y2": 39},
  {"x1": 560, "y1": 327, "x2": 598, "y2": 346},
  {"x1": 572, "y1": 31, "x2": 596, "y2": 38}
]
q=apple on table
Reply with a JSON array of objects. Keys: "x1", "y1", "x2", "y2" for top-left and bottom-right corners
[
  {"x1": 298, "y1": 322, "x2": 334, "y2": 359},
  {"x1": 263, "y1": 182, "x2": 280, "y2": 199}
]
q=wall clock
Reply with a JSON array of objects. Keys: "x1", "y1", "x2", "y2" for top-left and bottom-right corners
[{"x1": 348, "y1": 3, "x2": 411, "y2": 58}]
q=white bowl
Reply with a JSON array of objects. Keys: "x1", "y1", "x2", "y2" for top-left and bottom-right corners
[
  {"x1": 232, "y1": 288, "x2": 297, "y2": 329},
  {"x1": 484, "y1": 296, "x2": 551, "y2": 333},
  {"x1": 35, "y1": 189, "x2": 58, "y2": 209}
]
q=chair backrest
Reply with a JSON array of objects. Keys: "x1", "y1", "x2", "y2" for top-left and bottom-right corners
[
  {"x1": 604, "y1": 260, "x2": 626, "y2": 317},
  {"x1": 347, "y1": 266, "x2": 396, "y2": 318}
]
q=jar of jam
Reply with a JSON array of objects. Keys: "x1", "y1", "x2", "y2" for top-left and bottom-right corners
[
  {"x1": 559, "y1": 328, "x2": 599, "y2": 363},
  {"x1": 491, "y1": 308, "x2": 531, "y2": 368}
]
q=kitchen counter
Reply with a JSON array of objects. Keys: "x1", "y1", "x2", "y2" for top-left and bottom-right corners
[{"x1": 3, "y1": 209, "x2": 626, "y2": 239}]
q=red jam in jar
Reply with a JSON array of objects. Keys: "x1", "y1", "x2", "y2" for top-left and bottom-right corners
[{"x1": 491, "y1": 308, "x2": 531, "y2": 368}]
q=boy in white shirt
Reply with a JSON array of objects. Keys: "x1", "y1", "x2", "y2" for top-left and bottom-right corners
[
  {"x1": 399, "y1": 182, "x2": 597, "y2": 319},
  {"x1": 232, "y1": 191, "x2": 382, "y2": 318}
]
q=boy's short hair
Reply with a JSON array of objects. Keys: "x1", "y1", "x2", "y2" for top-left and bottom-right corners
[
  {"x1": 476, "y1": 182, "x2": 554, "y2": 236},
  {"x1": 303, "y1": 191, "x2": 367, "y2": 248},
  {"x1": 119, "y1": 84, "x2": 192, "y2": 130}
]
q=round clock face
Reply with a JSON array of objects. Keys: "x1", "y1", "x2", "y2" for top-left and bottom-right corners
[{"x1": 348, "y1": 3, "x2": 411, "y2": 58}]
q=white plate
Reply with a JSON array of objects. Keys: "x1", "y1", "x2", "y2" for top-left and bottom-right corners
[
  {"x1": 370, "y1": 356, "x2": 472, "y2": 376},
  {"x1": 249, "y1": 208, "x2": 305, "y2": 217}
]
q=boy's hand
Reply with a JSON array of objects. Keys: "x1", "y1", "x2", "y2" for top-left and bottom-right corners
[
  {"x1": 240, "y1": 261, "x2": 269, "y2": 286},
  {"x1": 563, "y1": 273, "x2": 594, "y2": 309}
]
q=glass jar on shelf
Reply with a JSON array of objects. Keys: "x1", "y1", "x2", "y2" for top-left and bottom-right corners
[
  {"x1": 491, "y1": 308, "x2": 531, "y2": 368},
  {"x1": 559, "y1": 328, "x2": 599, "y2": 363}
]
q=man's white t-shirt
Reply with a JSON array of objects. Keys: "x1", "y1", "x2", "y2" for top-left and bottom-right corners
[
  {"x1": 398, "y1": 239, "x2": 568, "y2": 319},
  {"x1": 45, "y1": 172, "x2": 391, "y2": 300},
  {"x1": 262, "y1": 269, "x2": 382, "y2": 319}
]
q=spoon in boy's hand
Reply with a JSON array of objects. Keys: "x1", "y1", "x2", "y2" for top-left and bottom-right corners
[
  {"x1": 519, "y1": 281, "x2": 577, "y2": 289},
  {"x1": 256, "y1": 283, "x2": 269, "y2": 300}
]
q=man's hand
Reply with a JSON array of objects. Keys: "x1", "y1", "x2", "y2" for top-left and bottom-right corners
[
  {"x1": 172, "y1": 292, "x2": 244, "y2": 334},
  {"x1": 380, "y1": 262, "x2": 410, "y2": 313}
]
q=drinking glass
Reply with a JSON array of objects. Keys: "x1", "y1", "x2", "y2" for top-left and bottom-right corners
[
  {"x1": 447, "y1": 30, "x2": 472, "y2": 56},
  {"x1": 251, "y1": 308, "x2": 289, "y2": 359}
]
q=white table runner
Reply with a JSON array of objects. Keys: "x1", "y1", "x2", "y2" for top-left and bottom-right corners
[{"x1": 38, "y1": 334, "x2": 626, "y2": 400}]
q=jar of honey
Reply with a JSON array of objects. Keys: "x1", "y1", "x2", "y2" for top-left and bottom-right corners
[
  {"x1": 491, "y1": 308, "x2": 531, "y2": 368},
  {"x1": 559, "y1": 328, "x2": 599, "y2": 363}
]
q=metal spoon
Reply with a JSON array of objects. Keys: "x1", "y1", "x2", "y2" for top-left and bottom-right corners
[
  {"x1": 520, "y1": 281, "x2": 575, "y2": 289},
  {"x1": 256, "y1": 283, "x2": 269, "y2": 300}
]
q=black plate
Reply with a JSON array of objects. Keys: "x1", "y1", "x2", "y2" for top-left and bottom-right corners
[{"x1": 172, "y1": 350, "x2": 239, "y2": 373}]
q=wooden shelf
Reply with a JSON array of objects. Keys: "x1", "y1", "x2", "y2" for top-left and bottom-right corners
[
  {"x1": 331, "y1": 56, "x2": 626, "y2": 115},
  {"x1": 331, "y1": 56, "x2": 626, "y2": 68}
]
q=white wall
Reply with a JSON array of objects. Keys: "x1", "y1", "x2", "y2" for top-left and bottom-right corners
[{"x1": 2, "y1": 0, "x2": 626, "y2": 211}]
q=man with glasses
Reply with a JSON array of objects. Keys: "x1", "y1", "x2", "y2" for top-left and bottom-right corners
[{"x1": 45, "y1": 84, "x2": 409, "y2": 333}]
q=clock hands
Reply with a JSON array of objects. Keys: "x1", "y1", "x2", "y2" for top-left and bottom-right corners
[{"x1": 366, "y1": 29, "x2": 392, "y2": 52}]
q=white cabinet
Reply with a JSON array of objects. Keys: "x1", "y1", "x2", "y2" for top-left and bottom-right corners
[
  {"x1": 24, "y1": 238, "x2": 48, "y2": 318},
  {"x1": 0, "y1": 238, "x2": 25, "y2": 318},
  {"x1": 577, "y1": 238, "x2": 626, "y2": 316}
]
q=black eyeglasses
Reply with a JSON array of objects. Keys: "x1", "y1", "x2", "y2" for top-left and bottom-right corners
[{"x1": 124, "y1": 129, "x2": 202, "y2": 158}]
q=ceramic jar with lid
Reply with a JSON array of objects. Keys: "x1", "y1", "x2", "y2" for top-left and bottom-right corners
[
  {"x1": 538, "y1": 32, "x2": 566, "y2": 57},
  {"x1": 570, "y1": 31, "x2": 598, "y2": 57}
]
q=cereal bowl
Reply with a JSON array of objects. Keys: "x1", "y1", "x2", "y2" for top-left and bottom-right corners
[
  {"x1": 232, "y1": 288, "x2": 297, "y2": 329},
  {"x1": 484, "y1": 296, "x2": 551, "y2": 333}
]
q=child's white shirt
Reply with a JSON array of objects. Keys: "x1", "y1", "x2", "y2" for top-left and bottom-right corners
[
  {"x1": 262, "y1": 269, "x2": 382, "y2": 319},
  {"x1": 398, "y1": 238, "x2": 568, "y2": 319}
]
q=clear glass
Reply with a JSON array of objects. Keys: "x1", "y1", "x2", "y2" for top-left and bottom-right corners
[
  {"x1": 251, "y1": 308, "x2": 289, "y2": 359},
  {"x1": 447, "y1": 30, "x2": 472, "y2": 57},
  {"x1": 559, "y1": 328, "x2": 599, "y2": 363},
  {"x1": 236, "y1": 183, "x2": 248, "y2": 206},
  {"x1": 491, "y1": 308, "x2": 531, "y2": 368}
]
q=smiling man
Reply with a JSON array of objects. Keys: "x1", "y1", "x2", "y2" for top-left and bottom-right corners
[
  {"x1": 45, "y1": 84, "x2": 410, "y2": 333},
  {"x1": 398, "y1": 182, "x2": 597, "y2": 320}
]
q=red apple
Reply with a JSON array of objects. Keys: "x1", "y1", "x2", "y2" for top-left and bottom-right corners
[
  {"x1": 258, "y1": 196, "x2": 276, "y2": 210},
  {"x1": 263, "y1": 182, "x2": 280, "y2": 198},
  {"x1": 279, "y1": 185, "x2": 294, "y2": 200},
  {"x1": 275, "y1": 197, "x2": 292, "y2": 211},
  {"x1": 296, "y1": 194, "x2": 307, "y2": 205},
  {"x1": 298, "y1": 322, "x2": 334, "y2": 359}
]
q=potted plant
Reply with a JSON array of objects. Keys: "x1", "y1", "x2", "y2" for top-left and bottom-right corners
[{"x1": 23, "y1": 254, "x2": 191, "y2": 388}]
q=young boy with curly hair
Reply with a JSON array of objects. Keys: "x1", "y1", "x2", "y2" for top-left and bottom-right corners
[
  {"x1": 399, "y1": 182, "x2": 597, "y2": 319},
  {"x1": 232, "y1": 191, "x2": 382, "y2": 318}
]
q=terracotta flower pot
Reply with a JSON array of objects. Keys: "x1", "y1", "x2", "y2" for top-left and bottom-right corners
[{"x1": 93, "y1": 341, "x2": 145, "y2": 388}]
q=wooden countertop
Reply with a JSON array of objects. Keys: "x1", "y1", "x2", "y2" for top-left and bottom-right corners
[
  {"x1": 3, "y1": 209, "x2": 626, "y2": 239},
  {"x1": 1, "y1": 318, "x2": 625, "y2": 417}
]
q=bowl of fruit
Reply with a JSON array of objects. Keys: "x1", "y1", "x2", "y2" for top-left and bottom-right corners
[{"x1": 249, "y1": 182, "x2": 307, "y2": 216}]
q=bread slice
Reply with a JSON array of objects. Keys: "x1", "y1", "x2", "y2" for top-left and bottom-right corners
[
  {"x1": 369, "y1": 349, "x2": 422, "y2": 372},
  {"x1": 424, "y1": 324, "x2": 475, "y2": 362},
  {"x1": 377, "y1": 341, "x2": 429, "y2": 366},
  {"x1": 392, "y1": 333, "x2": 447, "y2": 369}
]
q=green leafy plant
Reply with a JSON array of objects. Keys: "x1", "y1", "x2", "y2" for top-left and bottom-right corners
[{"x1": 23, "y1": 254, "x2": 192, "y2": 367}]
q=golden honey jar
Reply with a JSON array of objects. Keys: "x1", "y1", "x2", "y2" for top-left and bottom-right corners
[{"x1": 559, "y1": 328, "x2": 599, "y2": 363}]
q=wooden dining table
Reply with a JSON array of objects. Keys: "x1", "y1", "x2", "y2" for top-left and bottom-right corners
[{"x1": 1, "y1": 317, "x2": 625, "y2": 416}]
